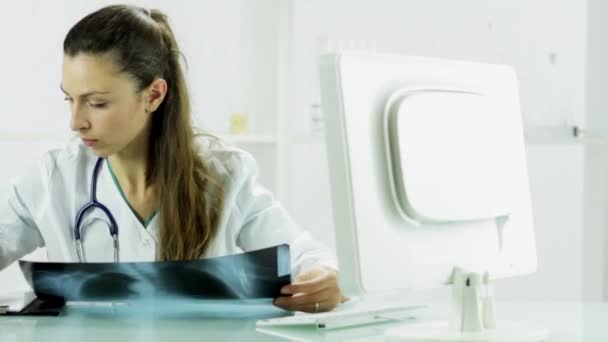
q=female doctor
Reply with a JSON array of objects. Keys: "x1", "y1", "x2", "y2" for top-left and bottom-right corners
[{"x1": 0, "y1": 4, "x2": 342, "y2": 313}]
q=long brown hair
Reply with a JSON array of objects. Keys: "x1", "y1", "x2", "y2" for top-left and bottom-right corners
[{"x1": 64, "y1": 5, "x2": 224, "y2": 261}]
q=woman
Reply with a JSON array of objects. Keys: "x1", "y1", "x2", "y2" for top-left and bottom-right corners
[{"x1": 0, "y1": 4, "x2": 342, "y2": 313}]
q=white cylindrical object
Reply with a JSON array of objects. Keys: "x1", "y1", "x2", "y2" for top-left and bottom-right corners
[
  {"x1": 449, "y1": 268, "x2": 466, "y2": 331},
  {"x1": 461, "y1": 273, "x2": 483, "y2": 332}
]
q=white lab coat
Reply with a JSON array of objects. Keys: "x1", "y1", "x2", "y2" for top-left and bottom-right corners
[{"x1": 0, "y1": 137, "x2": 337, "y2": 277}]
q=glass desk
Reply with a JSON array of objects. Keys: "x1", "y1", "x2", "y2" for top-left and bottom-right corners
[{"x1": 1, "y1": 302, "x2": 606, "y2": 341}]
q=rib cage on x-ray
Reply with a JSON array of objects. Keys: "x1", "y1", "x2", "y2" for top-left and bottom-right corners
[{"x1": 19, "y1": 245, "x2": 291, "y2": 302}]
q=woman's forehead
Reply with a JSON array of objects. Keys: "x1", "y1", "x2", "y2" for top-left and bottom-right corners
[{"x1": 61, "y1": 53, "x2": 131, "y2": 96}]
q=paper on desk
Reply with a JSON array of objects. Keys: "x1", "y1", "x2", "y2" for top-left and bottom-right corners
[{"x1": 18, "y1": 244, "x2": 291, "y2": 303}]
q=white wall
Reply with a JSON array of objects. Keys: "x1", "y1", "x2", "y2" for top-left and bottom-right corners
[
  {"x1": 286, "y1": 0, "x2": 590, "y2": 301},
  {"x1": 0, "y1": 0, "x2": 601, "y2": 302},
  {"x1": 585, "y1": 0, "x2": 608, "y2": 301},
  {"x1": 0, "y1": 0, "x2": 281, "y2": 132}
]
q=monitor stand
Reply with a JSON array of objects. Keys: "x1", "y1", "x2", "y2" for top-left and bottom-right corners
[{"x1": 384, "y1": 268, "x2": 549, "y2": 342}]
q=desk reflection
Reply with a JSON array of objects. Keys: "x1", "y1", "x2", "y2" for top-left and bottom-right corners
[{"x1": 0, "y1": 302, "x2": 288, "y2": 342}]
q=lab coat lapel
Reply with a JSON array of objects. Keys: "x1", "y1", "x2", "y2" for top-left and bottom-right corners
[{"x1": 88, "y1": 161, "x2": 158, "y2": 262}]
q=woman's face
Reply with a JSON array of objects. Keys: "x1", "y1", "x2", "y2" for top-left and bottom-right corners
[{"x1": 61, "y1": 53, "x2": 150, "y2": 157}]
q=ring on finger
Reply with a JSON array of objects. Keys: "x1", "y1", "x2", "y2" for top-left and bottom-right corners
[{"x1": 314, "y1": 302, "x2": 320, "y2": 313}]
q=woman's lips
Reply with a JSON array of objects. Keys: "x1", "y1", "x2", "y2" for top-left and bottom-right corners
[{"x1": 82, "y1": 139, "x2": 98, "y2": 147}]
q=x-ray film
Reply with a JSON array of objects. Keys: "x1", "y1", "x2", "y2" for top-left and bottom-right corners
[{"x1": 19, "y1": 244, "x2": 291, "y2": 302}]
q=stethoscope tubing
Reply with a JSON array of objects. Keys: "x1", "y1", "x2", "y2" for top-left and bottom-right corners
[{"x1": 73, "y1": 157, "x2": 120, "y2": 262}]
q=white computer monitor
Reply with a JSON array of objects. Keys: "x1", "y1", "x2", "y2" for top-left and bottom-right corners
[{"x1": 319, "y1": 52, "x2": 544, "y2": 341}]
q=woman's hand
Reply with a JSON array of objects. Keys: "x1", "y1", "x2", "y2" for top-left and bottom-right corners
[{"x1": 273, "y1": 265, "x2": 345, "y2": 313}]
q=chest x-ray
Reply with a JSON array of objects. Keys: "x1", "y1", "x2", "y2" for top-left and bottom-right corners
[{"x1": 19, "y1": 244, "x2": 291, "y2": 302}]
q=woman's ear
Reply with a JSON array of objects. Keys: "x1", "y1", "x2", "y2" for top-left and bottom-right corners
[{"x1": 145, "y1": 78, "x2": 168, "y2": 113}]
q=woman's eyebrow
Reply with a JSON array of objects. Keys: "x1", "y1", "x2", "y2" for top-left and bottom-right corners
[{"x1": 59, "y1": 84, "x2": 110, "y2": 97}]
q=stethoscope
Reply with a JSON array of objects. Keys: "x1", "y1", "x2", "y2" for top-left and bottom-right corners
[{"x1": 74, "y1": 157, "x2": 120, "y2": 263}]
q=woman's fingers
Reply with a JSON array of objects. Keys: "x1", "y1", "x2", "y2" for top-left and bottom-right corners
[
  {"x1": 274, "y1": 265, "x2": 342, "y2": 313},
  {"x1": 274, "y1": 282, "x2": 341, "y2": 312},
  {"x1": 274, "y1": 290, "x2": 334, "y2": 311},
  {"x1": 275, "y1": 286, "x2": 338, "y2": 307},
  {"x1": 281, "y1": 277, "x2": 330, "y2": 295},
  {"x1": 274, "y1": 292, "x2": 340, "y2": 312},
  {"x1": 281, "y1": 267, "x2": 338, "y2": 295}
]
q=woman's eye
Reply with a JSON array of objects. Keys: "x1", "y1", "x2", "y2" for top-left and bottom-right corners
[
  {"x1": 64, "y1": 97, "x2": 73, "y2": 103},
  {"x1": 89, "y1": 102, "x2": 108, "y2": 109}
]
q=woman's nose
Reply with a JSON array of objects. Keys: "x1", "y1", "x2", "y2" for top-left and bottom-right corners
[{"x1": 70, "y1": 104, "x2": 90, "y2": 132}]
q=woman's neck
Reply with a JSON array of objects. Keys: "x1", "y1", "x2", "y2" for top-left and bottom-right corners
[
  {"x1": 107, "y1": 127, "x2": 153, "y2": 197},
  {"x1": 108, "y1": 154, "x2": 147, "y2": 190}
]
